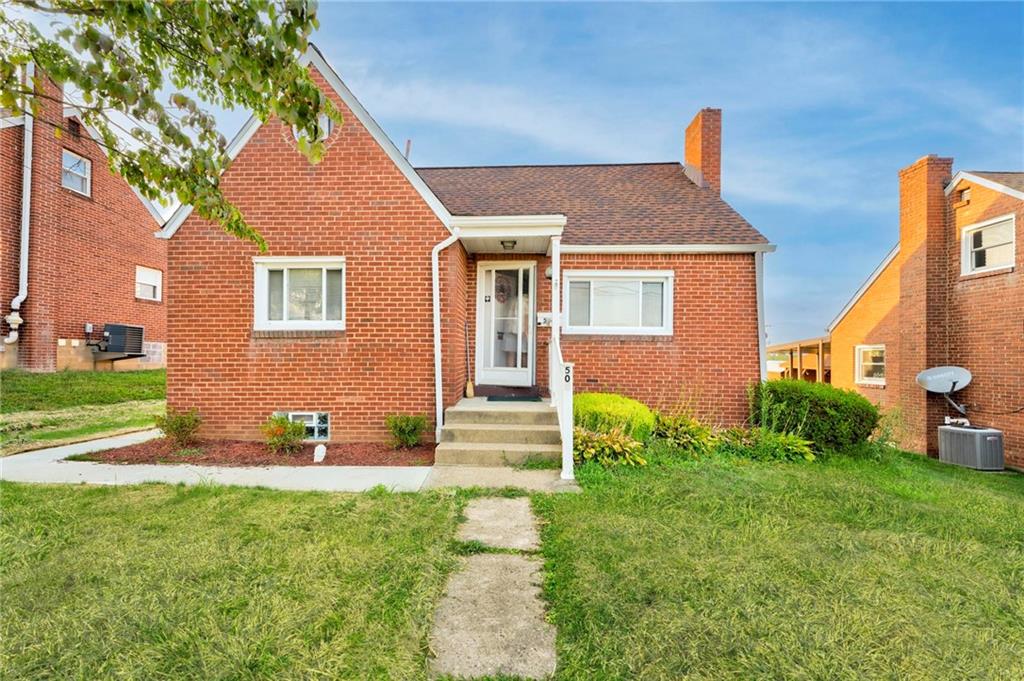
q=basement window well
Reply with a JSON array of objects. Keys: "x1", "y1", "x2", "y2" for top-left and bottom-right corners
[{"x1": 283, "y1": 412, "x2": 330, "y2": 441}]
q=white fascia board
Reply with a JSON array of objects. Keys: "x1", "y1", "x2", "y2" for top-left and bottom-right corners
[
  {"x1": 560, "y1": 243, "x2": 777, "y2": 254},
  {"x1": 451, "y1": 214, "x2": 566, "y2": 238},
  {"x1": 158, "y1": 43, "x2": 454, "y2": 240},
  {"x1": 826, "y1": 244, "x2": 899, "y2": 333},
  {"x1": 945, "y1": 171, "x2": 1024, "y2": 201},
  {"x1": 60, "y1": 107, "x2": 166, "y2": 226},
  {"x1": 0, "y1": 115, "x2": 25, "y2": 128}
]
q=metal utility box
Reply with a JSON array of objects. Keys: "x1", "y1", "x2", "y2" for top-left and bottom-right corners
[{"x1": 937, "y1": 425, "x2": 1004, "y2": 471}]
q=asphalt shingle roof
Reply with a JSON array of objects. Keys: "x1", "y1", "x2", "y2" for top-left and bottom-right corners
[
  {"x1": 416, "y1": 162, "x2": 768, "y2": 246},
  {"x1": 970, "y1": 171, "x2": 1024, "y2": 194}
]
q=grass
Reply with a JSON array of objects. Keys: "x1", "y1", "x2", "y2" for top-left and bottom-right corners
[
  {"x1": 0, "y1": 482, "x2": 463, "y2": 679},
  {"x1": 0, "y1": 400, "x2": 164, "y2": 454},
  {"x1": 534, "y1": 444, "x2": 1024, "y2": 679},
  {"x1": 0, "y1": 369, "x2": 166, "y2": 413}
]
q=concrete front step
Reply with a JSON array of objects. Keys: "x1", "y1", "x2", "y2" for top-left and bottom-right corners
[
  {"x1": 444, "y1": 400, "x2": 558, "y2": 427},
  {"x1": 442, "y1": 423, "x2": 561, "y2": 446},
  {"x1": 435, "y1": 442, "x2": 562, "y2": 466}
]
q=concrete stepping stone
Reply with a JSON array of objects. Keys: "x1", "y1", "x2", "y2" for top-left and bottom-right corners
[
  {"x1": 429, "y1": 553, "x2": 556, "y2": 679},
  {"x1": 458, "y1": 497, "x2": 540, "y2": 551}
]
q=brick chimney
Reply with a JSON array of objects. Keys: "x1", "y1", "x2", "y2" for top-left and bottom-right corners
[
  {"x1": 684, "y1": 108, "x2": 722, "y2": 194},
  {"x1": 897, "y1": 154, "x2": 953, "y2": 456}
]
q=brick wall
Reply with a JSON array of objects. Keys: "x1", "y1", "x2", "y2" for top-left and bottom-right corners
[
  {"x1": 0, "y1": 73, "x2": 166, "y2": 371},
  {"x1": 167, "y1": 67, "x2": 452, "y2": 442},
  {"x1": 684, "y1": 108, "x2": 722, "y2": 194}
]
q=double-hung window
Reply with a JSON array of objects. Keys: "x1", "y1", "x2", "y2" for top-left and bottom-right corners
[
  {"x1": 563, "y1": 270, "x2": 673, "y2": 335},
  {"x1": 135, "y1": 265, "x2": 163, "y2": 301},
  {"x1": 855, "y1": 344, "x2": 885, "y2": 386},
  {"x1": 253, "y1": 257, "x2": 345, "y2": 331},
  {"x1": 61, "y1": 149, "x2": 91, "y2": 196},
  {"x1": 961, "y1": 214, "x2": 1015, "y2": 275}
]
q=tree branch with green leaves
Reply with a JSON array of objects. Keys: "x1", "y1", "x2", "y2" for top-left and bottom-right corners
[{"x1": 0, "y1": 0, "x2": 341, "y2": 251}]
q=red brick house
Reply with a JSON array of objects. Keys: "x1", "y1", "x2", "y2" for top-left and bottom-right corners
[
  {"x1": 1, "y1": 66, "x2": 167, "y2": 372},
  {"x1": 824, "y1": 157, "x2": 1023, "y2": 468},
  {"x1": 157, "y1": 47, "x2": 772, "y2": 475}
]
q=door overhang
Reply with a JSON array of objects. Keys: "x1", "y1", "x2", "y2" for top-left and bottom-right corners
[{"x1": 450, "y1": 214, "x2": 566, "y2": 255}]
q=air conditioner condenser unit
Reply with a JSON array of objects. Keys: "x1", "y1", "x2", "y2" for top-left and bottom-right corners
[{"x1": 937, "y1": 425, "x2": 1004, "y2": 471}]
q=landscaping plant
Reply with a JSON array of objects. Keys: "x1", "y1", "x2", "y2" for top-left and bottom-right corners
[
  {"x1": 573, "y1": 426, "x2": 647, "y2": 467},
  {"x1": 574, "y1": 392, "x2": 656, "y2": 442},
  {"x1": 654, "y1": 411, "x2": 716, "y2": 458},
  {"x1": 717, "y1": 426, "x2": 815, "y2": 462},
  {"x1": 154, "y1": 407, "x2": 202, "y2": 448},
  {"x1": 385, "y1": 414, "x2": 428, "y2": 449},
  {"x1": 749, "y1": 380, "x2": 879, "y2": 452},
  {"x1": 261, "y1": 415, "x2": 306, "y2": 455}
]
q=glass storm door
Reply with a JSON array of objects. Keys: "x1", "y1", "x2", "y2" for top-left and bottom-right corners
[{"x1": 477, "y1": 263, "x2": 535, "y2": 387}]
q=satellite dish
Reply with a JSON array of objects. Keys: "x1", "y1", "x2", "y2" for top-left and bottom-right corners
[{"x1": 916, "y1": 366, "x2": 972, "y2": 394}]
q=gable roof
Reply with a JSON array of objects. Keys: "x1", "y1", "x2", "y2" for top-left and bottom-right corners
[
  {"x1": 157, "y1": 44, "x2": 452, "y2": 239},
  {"x1": 826, "y1": 243, "x2": 899, "y2": 333},
  {"x1": 416, "y1": 162, "x2": 769, "y2": 247},
  {"x1": 946, "y1": 170, "x2": 1024, "y2": 201}
]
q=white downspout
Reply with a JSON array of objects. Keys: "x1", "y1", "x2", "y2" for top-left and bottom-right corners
[
  {"x1": 755, "y1": 251, "x2": 767, "y2": 381},
  {"x1": 4, "y1": 62, "x2": 35, "y2": 346},
  {"x1": 431, "y1": 228, "x2": 461, "y2": 442}
]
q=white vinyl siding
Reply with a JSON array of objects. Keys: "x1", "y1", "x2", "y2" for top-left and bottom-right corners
[
  {"x1": 855, "y1": 344, "x2": 886, "y2": 386},
  {"x1": 61, "y1": 149, "x2": 91, "y2": 196},
  {"x1": 563, "y1": 270, "x2": 673, "y2": 335},
  {"x1": 961, "y1": 214, "x2": 1015, "y2": 275},
  {"x1": 253, "y1": 257, "x2": 345, "y2": 331},
  {"x1": 134, "y1": 265, "x2": 162, "y2": 301}
]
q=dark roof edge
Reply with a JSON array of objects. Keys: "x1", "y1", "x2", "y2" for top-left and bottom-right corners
[{"x1": 415, "y1": 161, "x2": 682, "y2": 170}]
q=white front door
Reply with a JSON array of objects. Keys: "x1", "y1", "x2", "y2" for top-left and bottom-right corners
[{"x1": 476, "y1": 262, "x2": 536, "y2": 387}]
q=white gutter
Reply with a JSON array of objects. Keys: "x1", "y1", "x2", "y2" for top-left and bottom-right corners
[
  {"x1": 755, "y1": 251, "x2": 767, "y2": 381},
  {"x1": 4, "y1": 63, "x2": 34, "y2": 346},
  {"x1": 431, "y1": 228, "x2": 461, "y2": 442}
]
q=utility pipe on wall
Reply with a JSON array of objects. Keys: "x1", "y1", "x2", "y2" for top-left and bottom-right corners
[
  {"x1": 431, "y1": 228, "x2": 461, "y2": 442},
  {"x1": 4, "y1": 62, "x2": 35, "y2": 346}
]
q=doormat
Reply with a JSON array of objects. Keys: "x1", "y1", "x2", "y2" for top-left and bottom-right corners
[{"x1": 486, "y1": 396, "x2": 543, "y2": 402}]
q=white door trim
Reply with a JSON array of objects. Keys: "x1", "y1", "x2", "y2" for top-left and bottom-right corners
[{"x1": 475, "y1": 260, "x2": 537, "y2": 387}]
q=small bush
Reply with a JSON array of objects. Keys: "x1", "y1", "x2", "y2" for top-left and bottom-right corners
[
  {"x1": 155, "y1": 407, "x2": 202, "y2": 447},
  {"x1": 574, "y1": 393, "x2": 656, "y2": 443},
  {"x1": 261, "y1": 415, "x2": 306, "y2": 455},
  {"x1": 385, "y1": 414, "x2": 428, "y2": 449},
  {"x1": 717, "y1": 427, "x2": 815, "y2": 462},
  {"x1": 654, "y1": 411, "x2": 716, "y2": 458},
  {"x1": 573, "y1": 426, "x2": 646, "y2": 467},
  {"x1": 750, "y1": 380, "x2": 879, "y2": 453}
]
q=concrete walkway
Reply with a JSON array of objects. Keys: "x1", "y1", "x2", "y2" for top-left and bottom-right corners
[
  {"x1": 425, "y1": 465, "x2": 580, "y2": 493},
  {"x1": 0, "y1": 431, "x2": 431, "y2": 492},
  {"x1": 429, "y1": 497, "x2": 557, "y2": 679}
]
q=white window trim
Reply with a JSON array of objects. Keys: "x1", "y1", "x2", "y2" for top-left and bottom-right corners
[
  {"x1": 134, "y1": 265, "x2": 163, "y2": 302},
  {"x1": 562, "y1": 269, "x2": 674, "y2": 336},
  {"x1": 283, "y1": 411, "x2": 330, "y2": 441},
  {"x1": 961, "y1": 213, "x2": 1016, "y2": 276},
  {"x1": 61, "y1": 149, "x2": 91, "y2": 196},
  {"x1": 253, "y1": 256, "x2": 346, "y2": 331},
  {"x1": 855, "y1": 344, "x2": 886, "y2": 386}
]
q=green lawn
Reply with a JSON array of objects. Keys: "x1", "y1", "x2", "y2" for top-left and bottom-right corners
[
  {"x1": 0, "y1": 400, "x2": 165, "y2": 454},
  {"x1": 1, "y1": 483, "x2": 461, "y2": 679},
  {"x1": 0, "y1": 369, "x2": 166, "y2": 413},
  {"x1": 534, "y1": 446, "x2": 1024, "y2": 679}
]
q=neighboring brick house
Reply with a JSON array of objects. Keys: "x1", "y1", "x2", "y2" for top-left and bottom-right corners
[
  {"x1": 157, "y1": 46, "x2": 773, "y2": 450},
  {"x1": 1, "y1": 66, "x2": 167, "y2": 372},
  {"x1": 824, "y1": 157, "x2": 1023, "y2": 467}
]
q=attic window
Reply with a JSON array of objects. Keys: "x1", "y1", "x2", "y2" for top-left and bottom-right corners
[
  {"x1": 958, "y1": 188, "x2": 971, "y2": 203},
  {"x1": 67, "y1": 118, "x2": 81, "y2": 138},
  {"x1": 292, "y1": 112, "x2": 333, "y2": 143}
]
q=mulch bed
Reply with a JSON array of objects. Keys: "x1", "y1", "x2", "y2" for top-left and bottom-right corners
[{"x1": 80, "y1": 438, "x2": 435, "y2": 467}]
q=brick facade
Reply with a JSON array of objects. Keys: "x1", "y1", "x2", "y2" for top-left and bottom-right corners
[
  {"x1": 829, "y1": 156, "x2": 1023, "y2": 467},
  {"x1": 684, "y1": 108, "x2": 722, "y2": 194},
  {"x1": 0, "y1": 72, "x2": 166, "y2": 372}
]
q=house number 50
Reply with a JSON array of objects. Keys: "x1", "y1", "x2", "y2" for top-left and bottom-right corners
[{"x1": 564, "y1": 367, "x2": 573, "y2": 383}]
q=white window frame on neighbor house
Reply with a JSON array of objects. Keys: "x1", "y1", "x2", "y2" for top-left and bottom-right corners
[
  {"x1": 562, "y1": 270, "x2": 674, "y2": 336},
  {"x1": 134, "y1": 265, "x2": 163, "y2": 302},
  {"x1": 253, "y1": 256, "x2": 346, "y2": 331},
  {"x1": 855, "y1": 344, "x2": 886, "y2": 386},
  {"x1": 60, "y1": 149, "x2": 91, "y2": 196},
  {"x1": 961, "y1": 213, "x2": 1015, "y2": 276}
]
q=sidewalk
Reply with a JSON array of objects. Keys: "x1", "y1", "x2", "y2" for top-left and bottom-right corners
[{"x1": 0, "y1": 431, "x2": 432, "y2": 492}]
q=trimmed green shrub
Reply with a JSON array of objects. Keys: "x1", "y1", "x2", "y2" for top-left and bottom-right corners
[
  {"x1": 573, "y1": 426, "x2": 646, "y2": 467},
  {"x1": 717, "y1": 427, "x2": 815, "y2": 462},
  {"x1": 155, "y1": 407, "x2": 201, "y2": 447},
  {"x1": 261, "y1": 415, "x2": 306, "y2": 454},
  {"x1": 574, "y1": 392, "x2": 656, "y2": 443},
  {"x1": 750, "y1": 380, "x2": 879, "y2": 453},
  {"x1": 385, "y1": 414, "x2": 428, "y2": 449},
  {"x1": 654, "y1": 411, "x2": 716, "y2": 458}
]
